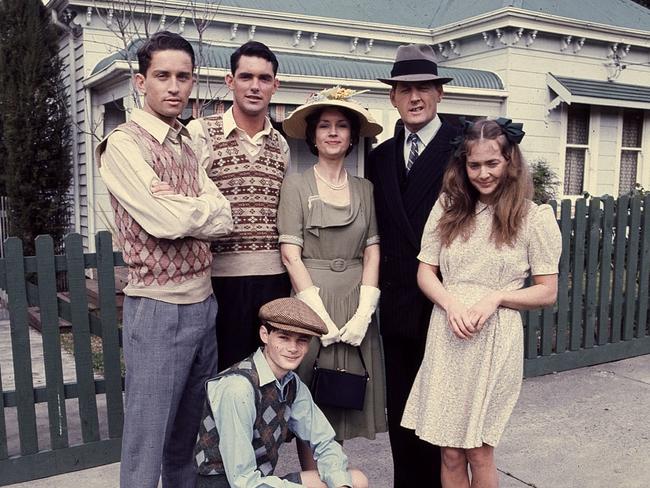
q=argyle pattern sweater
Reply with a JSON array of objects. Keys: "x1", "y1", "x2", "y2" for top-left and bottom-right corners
[
  {"x1": 110, "y1": 122, "x2": 212, "y2": 293},
  {"x1": 194, "y1": 354, "x2": 297, "y2": 477}
]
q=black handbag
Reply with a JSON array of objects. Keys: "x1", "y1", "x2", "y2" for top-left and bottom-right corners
[{"x1": 310, "y1": 346, "x2": 369, "y2": 411}]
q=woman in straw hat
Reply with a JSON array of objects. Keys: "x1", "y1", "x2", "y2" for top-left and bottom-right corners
[{"x1": 277, "y1": 87, "x2": 387, "y2": 465}]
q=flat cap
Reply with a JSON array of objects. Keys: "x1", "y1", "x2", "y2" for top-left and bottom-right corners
[{"x1": 259, "y1": 298, "x2": 328, "y2": 337}]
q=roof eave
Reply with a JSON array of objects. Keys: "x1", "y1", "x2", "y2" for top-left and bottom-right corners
[
  {"x1": 432, "y1": 7, "x2": 650, "y2": 47},
  {"x1": 84, "y1": 60, "x2": 135, "y2": 88},
  {"x1": 69, "y1": 0, "x2": 433, "y2": 43}
]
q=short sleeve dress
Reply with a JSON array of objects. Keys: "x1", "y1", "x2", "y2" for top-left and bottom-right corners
[
  {"x1": 401, "y1": 198, "x2": 561, "y2": 448},
  {"x1": 277, "y1": 168, "x2": 387, "y2": 441}
]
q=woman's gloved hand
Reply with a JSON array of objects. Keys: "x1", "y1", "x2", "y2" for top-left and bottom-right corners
[
  {"x1": 340, "y1": 285, "x2": 380, "y2": 347},
  {"x1": 295, "y1": 286, "x2": 340, "y2": 347}
]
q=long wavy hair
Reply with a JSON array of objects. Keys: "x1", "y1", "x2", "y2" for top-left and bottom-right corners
[{"x1": 437, "y1": 119, "x2": 533, "y2": 248}]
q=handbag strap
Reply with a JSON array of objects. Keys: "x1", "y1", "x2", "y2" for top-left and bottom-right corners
[{"x1": 314, "y1": 345, "x2": 369, "y2": 376}]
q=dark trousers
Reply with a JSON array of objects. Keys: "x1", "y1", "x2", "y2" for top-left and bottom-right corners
[
  {"x1": 212, "y1": 273, "x2": 291, "y2": 371},
  {"x1": 383, "y1": 335, "x2": 442, "y2": 488}
]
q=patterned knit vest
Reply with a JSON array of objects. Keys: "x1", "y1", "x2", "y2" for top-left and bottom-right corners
[
  {"x1": 110, "y1": 121, "x2": 212, "y2": 287},
  {"x1": 194, "y1": 354, "x2": 297, "y2": 477},
  {"x1": 200, "y1": 115, "x2": 287, "y2": 254}
]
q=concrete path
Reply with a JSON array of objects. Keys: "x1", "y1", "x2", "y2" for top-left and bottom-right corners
[{"x1": 2, "y1": 315, "x2": 649, "y2": 487}]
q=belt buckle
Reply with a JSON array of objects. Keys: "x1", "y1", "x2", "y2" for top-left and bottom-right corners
[{"x1": 330, "y1": 258, "x2": 346, "y2": 272}]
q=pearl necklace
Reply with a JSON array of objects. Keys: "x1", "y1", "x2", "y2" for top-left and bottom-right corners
[{"x1": 313, "y1": 165, "x2": 348, "y2": 190}]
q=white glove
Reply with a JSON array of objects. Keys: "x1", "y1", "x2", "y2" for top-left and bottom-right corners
[
  {"x1": 295, "y1": 286, "x2": 340, "y2": 347},
  {"x1": 340, "y1": 285, "x2": 380, "y2": 347}
]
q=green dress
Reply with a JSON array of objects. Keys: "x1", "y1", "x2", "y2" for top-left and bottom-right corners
[{"x1": 278, "y1": 168, "x2": 387, "y2": 441}]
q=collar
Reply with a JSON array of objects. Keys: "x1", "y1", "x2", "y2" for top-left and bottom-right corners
[
  {"x1": 223, "y1": 107, "x2": 273, "y2": 139},
  {"x1": 130, "y1": 108, "x2": 190, "y2": 144},
  {"x1": 252, "y1": 348, "x2": 296, "y2": 390},
  {"x1": 475, "y1": 200, "x2": 491, "y2": 215},
  {"x1": 404, "y1": 115, "x2": 441, "y2": 147}
]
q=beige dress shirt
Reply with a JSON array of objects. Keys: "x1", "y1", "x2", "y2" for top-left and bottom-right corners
[{"x1": 97, "y1": 108, "x2": 233, "y2": 303}]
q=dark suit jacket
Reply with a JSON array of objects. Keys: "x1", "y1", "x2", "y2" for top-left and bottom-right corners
[{"x1": 367, "y1": 121, "x2": 460, "y2": 340}]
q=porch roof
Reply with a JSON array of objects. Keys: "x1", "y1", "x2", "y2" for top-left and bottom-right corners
[
  {"x1": 547, "y1": 73, "x2": 650, "y2": 110},
  {"x1": 91, "y1": 42, "x2": 504, "y2": 90}
]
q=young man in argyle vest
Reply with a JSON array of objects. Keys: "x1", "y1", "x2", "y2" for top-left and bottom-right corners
[
  {"x1": 194, "y1": 297, "x2": 368, "y2": 488},
  {"x1": 187, "y1": 41, "x2": 292, "y2": 372},
  {"x1": 96, "y1": 31, "x2": 233, "y2": 488}
]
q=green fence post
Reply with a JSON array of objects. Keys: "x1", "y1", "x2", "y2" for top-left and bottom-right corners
[
  {"x1": 636, "y1": 195, "x2": 650, "y2": 338},
  {"x1": 64, "y1": 234, "x2": 100, "y2": 443},
  {"x1": 570, "y1": 198, "x2": 586, "y2": 351},
  {"x1": 611, "y1": 195, "x2": 629, "y2": 343},
  {"x1": 556, "y1": 199, "x2": 572, "y2": 353},
  {"x1": 0, "y1": 340, "x2": 6, "y2": 460},
  {"x1": 4, "y1": 237, "x2": 38, "y2": 455},
  {"x1": 623, "y1": 197, "x2": 641, "y2": 341},
  {"x1": 597, "y1": 197, "x2": 614, "y2": 345},
  {"x1": 584, "y1": 198, "x2": 601, "y2": 348},
  {"x1": 35, "y1": 235, "x2": 69, "y2": 450},
  {"x1": 95, "y1": 231, "x2": 124, "y2": 439},
  {"x1": 540, "y1": 201, "x2": 558, "y2": 356},
  {"x1": 525, "y1": 309, "x2": 540, "y2": 359}
]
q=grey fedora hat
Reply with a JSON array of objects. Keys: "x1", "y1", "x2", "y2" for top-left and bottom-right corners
[{"x1": 378, "y1": 44, "x2": 453, "y2": 85}]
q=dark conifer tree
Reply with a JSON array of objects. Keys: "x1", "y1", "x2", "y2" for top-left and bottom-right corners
[{"x1": 0, "y1": 0, "x2": 73, "y2": 254}]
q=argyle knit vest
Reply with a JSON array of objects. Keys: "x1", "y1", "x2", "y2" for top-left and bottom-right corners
[
  {"x1": 200, "y1": 114, "x2": 287, "y2": 255},
  {"x1": 110, "y1": 121, "x2": 212, "y2": 290},
  {"x1": 194, "y1": 354, "x2": 297, "y2": 477}
]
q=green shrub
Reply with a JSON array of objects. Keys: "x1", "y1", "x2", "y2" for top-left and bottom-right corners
[
  {"x1": 530, "y1": 159, "x2": 560, "y2": 204},
  {"x1": 626, "y1": 183, "x2": 648, "y2": 198}
]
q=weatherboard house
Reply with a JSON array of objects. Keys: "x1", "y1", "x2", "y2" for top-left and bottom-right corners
[{"x1": 48, "y1": 0, "x2": 650, "y2": 249}]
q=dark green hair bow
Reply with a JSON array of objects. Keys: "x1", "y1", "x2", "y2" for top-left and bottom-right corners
[
  {"x1": 451, "y1": 117, "x2": 525, "y2": 156},
  {"x1": 494, "y1": 117, "x2": 525, "y2": 144},
  {"x1": 450, "y1": 117, "x2": 473, "y2": 149}
]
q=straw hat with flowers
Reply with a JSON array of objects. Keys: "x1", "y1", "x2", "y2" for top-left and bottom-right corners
[{"x1": 282, "y1": 86, "x2": 383, "y2": 139}]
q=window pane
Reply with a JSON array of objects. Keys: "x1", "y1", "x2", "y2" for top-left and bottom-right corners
[
  {"x1": 618, "y1": 150, "x2": 638, "y2": 196},
  {"x1": 567, "y1": 105, "x2": 589, "y2": 145},
  {"x1": 622, "y1": 110, "x2": 643, "y2": 148},
  {"x1": 103, "y1": 99, "x2": 126, "y2": 136},
  {"x1": 564, "y1": 148, "x2": 585, "y2": 195}
]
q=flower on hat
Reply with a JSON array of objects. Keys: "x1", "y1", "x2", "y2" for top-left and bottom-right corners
[
  {"x1": 283, "y1": 85, "x2": 383, "y2": 139},
  {"x1": 306, "y1": 85, "x2": 369, "y2": 103}
]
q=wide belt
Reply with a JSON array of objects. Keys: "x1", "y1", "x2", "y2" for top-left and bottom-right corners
[{"x1": 302, "y1": 257, "x2": 362, "y2": 272}]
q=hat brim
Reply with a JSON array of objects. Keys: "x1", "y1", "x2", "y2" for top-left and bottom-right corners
[
  {"x1": 265, "y1": 320, "x2": 323, "y2": 337},
  {"x1": 377, "y1": 74, "x2": 453, "y2": 85},
  {"x1": 283, "y1": 99, "x2": 383, "y2": 139}
]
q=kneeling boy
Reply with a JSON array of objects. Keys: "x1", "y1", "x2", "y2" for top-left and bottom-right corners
[{"x1": 194, "y1": 297, "x2": 368, "y2": 488}]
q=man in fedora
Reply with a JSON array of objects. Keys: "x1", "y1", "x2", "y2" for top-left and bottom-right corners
[
  {"x1": 366, "y1": 43, "x2": 460, "y2": 487},
  {"x1": 194, "y1": 297, "x2": 368, "y2": 488}
]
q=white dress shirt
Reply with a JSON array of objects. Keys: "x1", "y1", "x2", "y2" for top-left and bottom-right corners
[{"x1": 402, "y1": 115, "x2": 442, "y2": 169}]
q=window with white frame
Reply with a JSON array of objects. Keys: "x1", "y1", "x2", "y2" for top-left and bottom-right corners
[
  {"x1": 564, "y1": 104, "x2": 590, "y2": 195},
  {"x1": 618, "y1": 109, "x2": 643, "y2": 196}
]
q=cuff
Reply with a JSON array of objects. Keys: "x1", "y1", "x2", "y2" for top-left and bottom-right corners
[
  {"x1": 366, "y1": 235, "x2": 380, "y2": 246},
  {"x1": 325, "y1": 471, "x2": 353, "y2": 488},
  {"x1": 279, "y1": 234, "x2": 304, "y2": 247}
]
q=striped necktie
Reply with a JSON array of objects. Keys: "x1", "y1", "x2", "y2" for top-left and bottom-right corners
[{"x1": 406, "y1": 133, "x2": 420, "y2": 174}]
